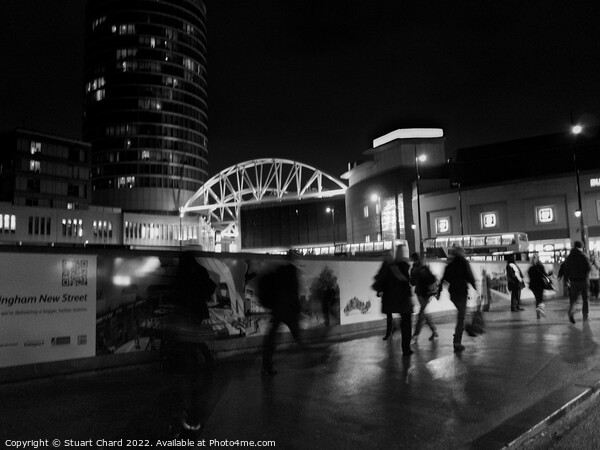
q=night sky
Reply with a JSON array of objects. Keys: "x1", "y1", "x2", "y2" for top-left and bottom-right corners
[{"x1": 1, "y1": 0, "x2": 599, "y2": 179}]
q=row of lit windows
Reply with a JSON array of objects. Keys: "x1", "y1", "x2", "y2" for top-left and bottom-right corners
[
  {"x1": 116, "y1": 48, "x2": 138, "y2": 59},
  {"x1": 94, "y1": 150, "x2": 206, "y2": 168},
  {"x1": 111, "y1": 22, "x2": 198, "y2": 39},
  {"x1": 0, "y1": 214, "x2": 16, "y2": 233},
  {"x1": 138, "y1": 98, "x2": 162, "y2": 110},
  {"x1": 138, "y1": 36, "x2": 206, "y2": 63},
  {"x1": 95, "y1": 137, "x2": 207, "y2": 157},
  {"x1": 28, "y1": 216, "x2": 51, "y2": 236},
  {"x1": 112, "y1": 24, "x2": 135, "y2": 35},
  {"x1": 25, "y1": 160, "x2": 89, "y2": 180},
  {"x1": 62, "y1": 218, "x2": 83, "y2": 237},
  {"x1": 93, "y1": 177, "x2": 201, "y2": 192},
  {"x1": 25, "y1": 141, "x2": 86, "y2": 163},
  {"x1": 89, "y1": 13, "x2": 207, "y2": 47},
  {"x1": 124, "y1": 221, "x2": 198, "y2": 241},
  {"x1": 86, "y1": 77, "x2": 105, "y2": 93},
  {"x1": 93, "y1": 220, "x2": 113, "y2": 238},
  {"x1": 105, "y1": 124, "x2": 207, "y2": 145},
  {"x1": 98, "y1": 106, "x2": 207, "y2": 133},
  {"x1": 116, "y1": 60, "x2": 204, "y2": 87}
]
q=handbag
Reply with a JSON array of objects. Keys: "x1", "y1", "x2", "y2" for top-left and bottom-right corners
[{"x1": 542, "y1": 274, "x2": 553, "y2": 290}]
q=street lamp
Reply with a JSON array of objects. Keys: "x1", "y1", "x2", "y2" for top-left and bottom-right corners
[
  {"x1": 326, "y1": 207, "x2": 336, "y2": 248},
  {"x1": 415, "y1": 152, "x2": 427, "y2": 254},
  {"x1": 370, "y1": 194, "x2": 383, "y2": 241},
  {"x1": 571, "y1": 123, "x2": 586, "y2": 247},
  {"x1": 178, "y1": 207, "x2": 184, "y2": 251}
]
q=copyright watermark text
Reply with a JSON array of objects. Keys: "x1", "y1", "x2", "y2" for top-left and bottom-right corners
[{"x1": 5, "y1": 439, "x2": 277, "y2": 448}]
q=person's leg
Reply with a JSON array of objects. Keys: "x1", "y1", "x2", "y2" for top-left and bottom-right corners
[
  {"x1": 262, "y1": 317, "x2": 280, "y2": 373},
  {"x1": 400, "y1": 313, "x2": 413, "y2": 354},
  {"x1": 510, "y1": 289, "x2": 517, "y2": 311},
  {"x1": 568, "y1": 282, "x2": 579, "y2": 323},
  {"x1": 384, "y1": 313, "x2": 394, "y2": 339},
  {"x1": 412, "y1": 296, "x2": 426, "y2": 338},
  {"x1": 534, "y1": 289, "x2": 545, "y2": 319},
  {"x1": 453, "y1": 297, "x2": 467, "y2": 350},
  {"x1": 516, "y1": 288, "x2": 523, "y2": 309},
  {"x1": 424, "y1": 298, "x2": 438, "y2": 336},
  {"x1": 172, "y1": 341, "x2": 205, "y2": 435},
  {"x1": 581, "y1": 281, "x2": 590, "y2": 320}
]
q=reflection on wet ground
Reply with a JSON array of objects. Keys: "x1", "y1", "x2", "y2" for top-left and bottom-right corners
[{"x1": 3, "y1": 297, "x2": 600, "y2": 449}]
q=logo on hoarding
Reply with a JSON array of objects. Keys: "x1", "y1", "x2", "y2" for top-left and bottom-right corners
[{"x1": 51, "y1": 336, "x2": 71, "y2": 346}]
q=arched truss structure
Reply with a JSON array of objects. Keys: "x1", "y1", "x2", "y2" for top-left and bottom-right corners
[{"x1": 181, "y1": 158, "x2": 347, "y2": 238}]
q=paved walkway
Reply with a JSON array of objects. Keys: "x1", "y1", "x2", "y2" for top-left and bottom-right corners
[{"x1": 2, "y1": 295, "x2": 600, "y2": 449}]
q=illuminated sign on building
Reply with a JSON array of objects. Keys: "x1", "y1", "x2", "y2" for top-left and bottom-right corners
[
  {"x1": 538, "y1": 207, "x2": 554, "y2": 223},
  {"x1": 591, "y1": 178, "x2": 600, "y2": 188},
  {"x1": 436, "y1": 217, "x2": 450, "y2": 234},
  {"x1": 481, "y1": 212, "x2": 497, "y2": 228}
]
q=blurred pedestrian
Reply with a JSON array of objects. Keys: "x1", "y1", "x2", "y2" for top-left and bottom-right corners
[
  {"x1": 590, "y1": 253, "x2": 599, "y2": 300},
  {"x1": 506, "y1": 254, "x2": 525, "y2": 311},
  {"x1": 410, "y1": 252, "x2": 438, "y2": 343},
  {"x1": 165, "y1": 251, "x2": 216, "y2": 436},
  {"x1": 563, "y1": 241, "x2": 591, "y2": 323},
  {"x1": 436, "y1": 247, "x2": 476, "y2": 352},
  {"x1": 527, "y1": 253, "x2": 550, "y2": 319},
  {"x1": 373, "y1": 251, "x2": 396, "y2": 339},
  {"x1": 481, "y1": 269, "x2": 492, "y2": 312},
  {"x1": 378, "y1": 250, "x2": 414, "y2": 354},
  {"x1": 261, "y1": 251, "x2": 303, "y2": 376}
]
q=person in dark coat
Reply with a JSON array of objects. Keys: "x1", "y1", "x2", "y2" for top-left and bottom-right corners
[
  {"x1": 378, "y1": 250, "x2": 414, "y2": 355},
  {"x1": 563, "y1": 241, "x2": 592, "y2": 323},
  {"x1": 373, "y1": 251, "x2": 395, "y2": 339},
  {"x1": 528, "y1": 253, "x2": 549, "y2": 320},
  {"x1": 167, "y1": 251, "x2": 216, "y2": 437},
  {"x1": 410, "y1": 252, "x2": 438, "y2": 342},
  {"x1": 506, "y1": 254, "x2": 525, "y2": 311},
  {"x1": 261, "y1": 251, "x2": 303, "y2": 376},
  {"x1": 436, "y1": 247, "x2": 476, "y2": 352}
]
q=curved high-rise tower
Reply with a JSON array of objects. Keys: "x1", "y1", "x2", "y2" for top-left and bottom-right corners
[{"x1": 84, "y1": 0, "x2": 208, "y2": 213}]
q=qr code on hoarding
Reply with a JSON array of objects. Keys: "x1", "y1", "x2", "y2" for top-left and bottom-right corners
[{"x1": 62, "y1": 259, "x2": 88, "y2": 286}]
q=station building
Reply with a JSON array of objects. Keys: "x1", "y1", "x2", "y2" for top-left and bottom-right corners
[{"x1": 345, "y1": 126, "x2": 600, "y2": 260}]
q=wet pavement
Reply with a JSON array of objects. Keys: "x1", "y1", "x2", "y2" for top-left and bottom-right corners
[{"x1": 3, "y1": 295, "x2": 600, "y2": 449}]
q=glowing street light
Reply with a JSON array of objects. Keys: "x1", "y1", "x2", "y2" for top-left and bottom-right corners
[
  {"x1": 570, "y1": 122, "x2": 586, "y2": 247},
  {"x1": 326, "y1": 207, "x2": 336, "y2": 247},
  {"x1": 414, "y1": 152, "x2": 427, "y2": 254}
]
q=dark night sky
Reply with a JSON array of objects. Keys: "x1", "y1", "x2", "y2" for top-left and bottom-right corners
[{"x1": 1, "y1": 0, "x2": 599, "y2": 178}]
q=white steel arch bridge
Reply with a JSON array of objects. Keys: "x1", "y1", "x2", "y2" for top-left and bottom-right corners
[{"x1": 181, "y1": 158, "x2": 347, "y2": 240}]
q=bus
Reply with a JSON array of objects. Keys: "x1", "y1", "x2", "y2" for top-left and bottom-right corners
[
  {"x1": 294, "y1": 239, "x2": 410, "y2": 257},
  {"x1": 423, "y1": 232, "x2": 529, "y2": 260}
]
